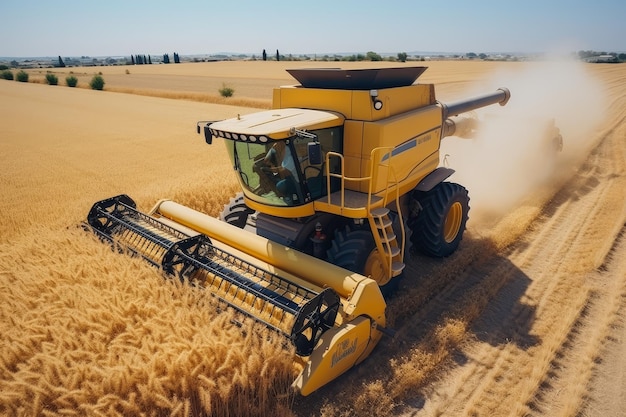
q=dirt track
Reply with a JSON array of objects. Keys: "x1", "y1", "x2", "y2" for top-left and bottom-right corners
[
  {"x1": 409, "y1": 64, "x2": 626, "y2": 417},
  {"x1": 1, "y1": 61, "x2": 625, "y2": 416},
  {"x1": 401, "y1": 74, "x2": 626, "y2": 415}
]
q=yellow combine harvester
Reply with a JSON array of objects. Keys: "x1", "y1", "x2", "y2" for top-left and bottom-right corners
[{"x1": 86, "y1": 67, "x2": 510, "y2": 395}]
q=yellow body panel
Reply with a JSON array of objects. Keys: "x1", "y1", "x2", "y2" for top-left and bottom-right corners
[
  {"x1": 294, "y1": 316, "x2": 382, "y2": 396},
  {"x1": 245, "y1": 197, "x2": 316, "y2": 218},
  {"x1": 273, "y1": 84, "x2": 435, "y2": 122},
  {"x1": 342, "y1": 120, "x2": 365, "y2": 180},
  {"x1": 358, "y1": 105, "x2": 443, "y2": 194},
  {"x1": 293, "y1": 276, "x2": 385, "y2": 395}
]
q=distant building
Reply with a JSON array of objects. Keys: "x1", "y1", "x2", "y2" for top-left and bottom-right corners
[{"x1": 589, "y1": 55, "x2": 618, "y2": 63}]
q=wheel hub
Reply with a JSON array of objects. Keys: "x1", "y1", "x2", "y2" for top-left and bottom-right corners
[
  {"x1": 444, "y1": 201, "x2": 463, "y2": 243},
  {"x1": 364, "y1": 249, "x2": 391, "y2": 286}
]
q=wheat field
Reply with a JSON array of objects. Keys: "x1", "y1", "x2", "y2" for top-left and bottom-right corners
[{"x1": 1, "y1": 60, "x2": 625, "y2": 416}]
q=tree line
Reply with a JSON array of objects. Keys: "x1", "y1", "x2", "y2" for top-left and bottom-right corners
[
  {"x1": 130, "y1": 53, "x2": 180, "y2": 65},
  {"x1": 10, "y1": 47, "x2": 623, "y2": 70},
  {"x1": 259, "y1": 49, "x2": 411, "y2": 62}
]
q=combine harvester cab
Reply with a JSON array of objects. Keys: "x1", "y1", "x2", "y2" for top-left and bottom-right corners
[
  {"x1": 86, "y1": 66, "x2": 511, "y2": 395},
  {"x1": 86, "y1": 194, "x2": 386, "y2": 395}
]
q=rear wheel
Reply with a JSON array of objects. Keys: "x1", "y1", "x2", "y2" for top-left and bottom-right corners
[
  {"x1": 219, "y1": 193, "x2": 254, "y2": 228},
  {"x1": 410, "y1": 182, "x2": 469, "y2": 257},
  {"x1": 326, "y1": 226, "x2": 400, "y2": 297}
]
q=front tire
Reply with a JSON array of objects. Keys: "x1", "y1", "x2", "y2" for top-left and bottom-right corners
[
  {"x1": 410, "y1": 182, "x2": 469, "y2": 257},
  {"x1": 326, "y1": 226, "x2": 399, "y2": 297}
]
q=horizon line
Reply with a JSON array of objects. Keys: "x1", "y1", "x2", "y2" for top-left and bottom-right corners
[{"x1": 4, "y1": 48, "x2": 623, "y2": 60}]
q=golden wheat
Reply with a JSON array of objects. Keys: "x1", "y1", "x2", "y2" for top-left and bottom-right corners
[
  {"x1": 104, "y1": 87, "x2": 272, "y2": 109},
  {"x1": 0, "y1": 229, "x2": 297, "y2": 416}
]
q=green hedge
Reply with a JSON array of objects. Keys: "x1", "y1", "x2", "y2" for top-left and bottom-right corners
[
  {"x1": 218, "y1": 83, "x2": 234, "y2": 97},
  {"x1": 46, "y1": 73, "x2": 59, "y2": 85},
  {"x1": 16, "y1": 71, "x2": 29, "y2": 82},
  {"x1": 89, "y1": 75, "x2": 105, "y2": 90},
  {"x1": 66, "y1": 75, "x2": 78, "y2": 87}
]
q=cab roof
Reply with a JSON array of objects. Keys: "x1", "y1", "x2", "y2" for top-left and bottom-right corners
[{"x1": 209, "y1": 108, "x2": 344, "y2": 142}]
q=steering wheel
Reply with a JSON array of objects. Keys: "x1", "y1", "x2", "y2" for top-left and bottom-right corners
[{"x1": 304, "y1": 165, "x2": 322, "y2": 178}]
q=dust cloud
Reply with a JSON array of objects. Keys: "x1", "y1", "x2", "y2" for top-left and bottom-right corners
[{"x1": 441, "y1": 59, "x2": 606, "y2": 222}]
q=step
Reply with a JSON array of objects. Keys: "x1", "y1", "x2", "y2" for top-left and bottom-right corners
[
  {"x1": 384, "y1": 246, "x2": 401, "y2": 258},
  {"x1": 392, "y1": 262, "x2": 406, "y2": 275},
  {"x1": 374, "y1": 216, "x2": 393, "y2": 229},
  {"x1": 378, "y1": 230, "x2": 397, "y2": 243},
  {"x1": 371, "y1": 207, "x2": 390, "y2": 218}
]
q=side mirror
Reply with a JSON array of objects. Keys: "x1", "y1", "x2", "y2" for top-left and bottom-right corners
[
  {"x1": 203, "y1": 126, "x2": 213, "y2": 144},
  {"x1": 308, "y1": 142, "x2": 322, "y2": 165},
  {"x1": 197, "y1": 121, "x2": 215, "y2": 145}
]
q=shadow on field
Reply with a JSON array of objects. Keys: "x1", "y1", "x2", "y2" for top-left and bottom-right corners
[
  {"x1": 293, "y1": 234, "x2": 539, "y2": 416},
  {"x1": 469, "y1": 261, "x2": 540, "y2": 350}
]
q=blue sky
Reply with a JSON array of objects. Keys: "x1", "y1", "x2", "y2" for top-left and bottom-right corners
[{"x1": 2, "y1": 0, "x2": 624, "y2": 57}]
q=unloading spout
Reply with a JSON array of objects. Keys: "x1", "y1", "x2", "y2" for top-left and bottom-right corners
[{"x1": 440, "y1": 87, "x2": 510, "y2": 119}]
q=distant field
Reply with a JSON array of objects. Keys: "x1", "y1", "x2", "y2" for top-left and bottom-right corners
[
  {"x1": 1, "y1": 60, "x2": 625, "y2": 416},
  {"x1": 23, "y1": 60, "x2": 514, "y2": 105}
]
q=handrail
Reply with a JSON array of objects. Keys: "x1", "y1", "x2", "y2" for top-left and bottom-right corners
[
  {"x1": 323, "y1": 147, "x2": 397, "y2": 210},
  {"x1": 324, "y1": 151, "x2": 374, "y2": 209},
  {"x1": 322, "y1": 147, "x2": 406, "y2": 279}
]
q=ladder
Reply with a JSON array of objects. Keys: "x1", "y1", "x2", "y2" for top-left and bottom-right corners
[{"x1": 369, "y1": 207, "x2": 405, "y2": 280}]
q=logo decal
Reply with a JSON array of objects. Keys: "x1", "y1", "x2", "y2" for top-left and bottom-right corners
[
  {"x1": 331, "y1": 338, "x2": 358, "y2": 368},
  {"x1": 417, "y1": 133, "x2": 432, "y2": 144}
]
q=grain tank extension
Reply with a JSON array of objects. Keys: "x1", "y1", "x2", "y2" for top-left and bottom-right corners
[{"x1": 85, "y1": 66, "x2": 510, "y2": 395}]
